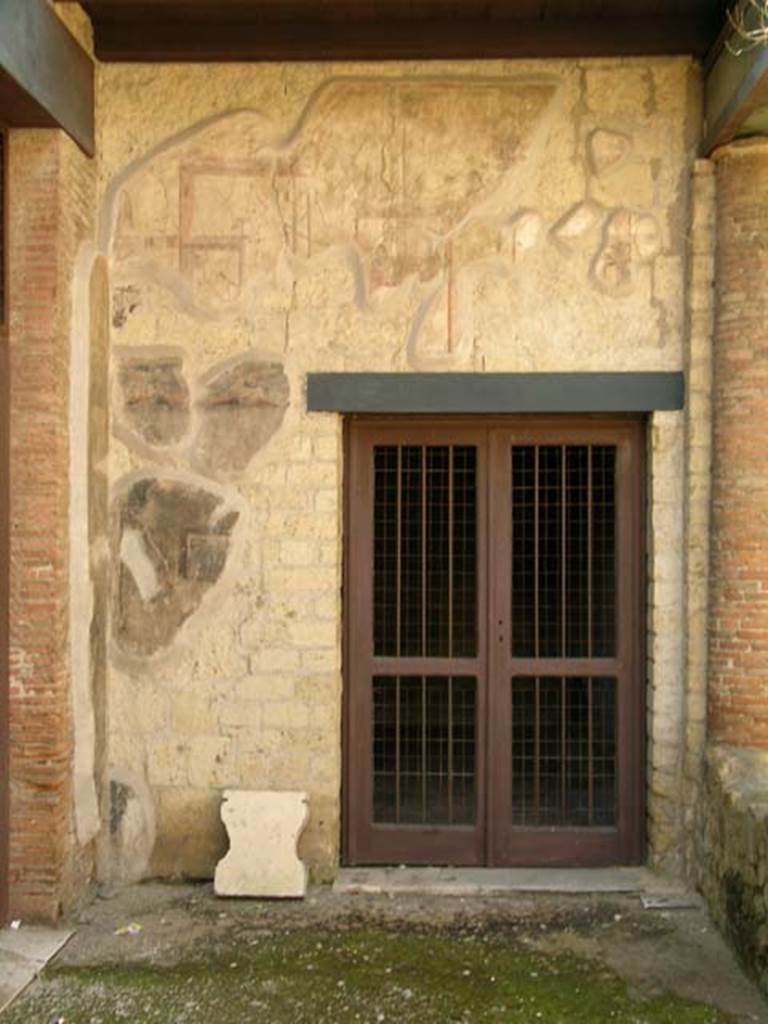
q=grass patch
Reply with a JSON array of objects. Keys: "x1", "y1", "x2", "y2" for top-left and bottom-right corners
[{"x1": 4, "y1": 927, "x2": 733, "y2": 1024}]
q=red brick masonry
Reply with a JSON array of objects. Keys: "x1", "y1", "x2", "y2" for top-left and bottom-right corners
[
  {"x1": 7, "y1": 130, "x2": 93, "y2": 919},
  {"x1": 709, "y1": 139, "x2": 768, "y2": 748}
]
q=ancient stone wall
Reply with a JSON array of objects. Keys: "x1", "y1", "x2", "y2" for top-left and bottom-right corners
[
  {"x1": 694, "y1": 746, "x2": 768, "y2": 997},
  {"x1": 63, "y1": 58, "x2": 703, "y2": 882}
]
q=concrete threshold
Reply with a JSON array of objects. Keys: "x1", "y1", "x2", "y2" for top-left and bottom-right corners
[
  {"x1": 0, "y1": 925, "x2": 74, "y2": 1014},
  {"x1": 333, "y1": 866, "x2": 693, "y2": 899}
]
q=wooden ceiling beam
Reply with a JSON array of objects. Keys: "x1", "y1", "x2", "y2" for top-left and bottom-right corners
[
  {"x1": 703, "y1": 5, "x2": 768, "y2": 153},
  {"x1": 89, "y1": 13, "x2": 718, "y2": 62},
  {"x1": 0, "y1": 0, "x2": 94, "y2": 155}
]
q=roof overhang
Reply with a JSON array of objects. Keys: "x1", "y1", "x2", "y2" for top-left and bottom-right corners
[
  {"x1": 20, "y1": 0, "x2": 768, "y2": 159},
  {"x1": 76, "y1": 1, "x2": 722, "y2": 63},
  {"x1": 0, "y1": 0, "x2": 94, "y2": 155}
]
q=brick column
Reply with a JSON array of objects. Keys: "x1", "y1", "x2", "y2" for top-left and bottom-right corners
[
  {"x1": 8, "y1": 130, "x2": 94, "y2": 919},
  {"x1": 708, "y1": 138, "x2": 768, "y2": 748}
]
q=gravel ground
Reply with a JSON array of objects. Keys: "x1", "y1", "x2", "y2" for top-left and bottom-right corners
[{"x1": 3, "y1": 882, "x2": 766, "y2": 1024}]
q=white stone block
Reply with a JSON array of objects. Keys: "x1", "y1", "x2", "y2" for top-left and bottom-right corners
[{"x1": 214, "y1": 790, "x2": 309, "y2": 898}]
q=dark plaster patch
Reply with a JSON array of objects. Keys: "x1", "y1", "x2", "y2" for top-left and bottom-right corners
[
  {"x1": 118, "y1": 350, "x2": 191, "y2": 447},
  {"x1": 112, "y1": 284, "x2": 141, "y2": 329},
  {"x1": 185, "y1": 533, "x2": 230, "y2": 582},
  {"x1": 110, "y1": 780, "x2": 132, "y2": 836},
  {"x1": 113, "y1": 477, "x2": 239, "y2": 657},
  {"x1": 194, "y1": 357, "x2": 289, "y2": 479}
]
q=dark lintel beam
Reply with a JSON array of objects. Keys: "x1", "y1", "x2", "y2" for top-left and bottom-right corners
[
  {"x1": 306, "y1": 373, "x2": 685, "y2": 414},
  {"x1": 0, "y1": 0, "x2": 94, "y2": 155},
  {"x1": 92, "y1": 15, "x2": 715, "y2": 62}
]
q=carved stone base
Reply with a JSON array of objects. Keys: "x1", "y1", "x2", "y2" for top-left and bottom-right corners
[{"x1": 214, "y1": 790, "x2": 309, "y2": 898}]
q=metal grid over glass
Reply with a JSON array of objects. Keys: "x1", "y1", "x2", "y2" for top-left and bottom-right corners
[
  {"x1": 372, "y1": 675, "x2": 476, "y2": 825},
  {"x1": 373, "y1": 445, "x2": 477, "y2": 658},
  {"x1": 510, "y1": 676, "x2": 617, "y2": 827},
  {"x1": 510, "y1": 445, "x2": 616, "y2": 658}
]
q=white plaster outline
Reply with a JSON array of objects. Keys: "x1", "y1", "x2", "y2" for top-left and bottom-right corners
[{"x1": 68, "y1": 241, "x2": 102, "y2": 845}]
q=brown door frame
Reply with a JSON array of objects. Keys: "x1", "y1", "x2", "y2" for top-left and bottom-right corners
[
  {"x1": 344, "y1": 419, "x2": 489, "y2": 865},
  {"x1": 487, "y1": 417, "x2": 646, "y2": 866},
  {"x1": 0, "y1": 127, "x2": 10, "y2": 922},
  {"x1": 342, "y1": 414, "x2": 646, "y2": 868}
]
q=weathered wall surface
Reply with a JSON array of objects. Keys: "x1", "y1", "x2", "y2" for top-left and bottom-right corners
[
  {"x1": 694, "y1": 745, "x2": 768, "y2": 998},
  {"x1": 68, "y1": 58, "x2": 701, "y2": 881}
]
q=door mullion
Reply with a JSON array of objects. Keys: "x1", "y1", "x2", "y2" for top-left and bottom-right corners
[
  {"x1": 561, "y1": 676, "x2": 567, "y2": 823},
  {"x1": 587, "y1": 448, "x2": 593, "y2": 659},
  {"x1": 448, "y1": 679, "x2": 454, "y2": 825},
  {"x1": 395, "y1": 676, "x2": 401, "y2": 823},
  {"x1": 421, "y1": 445, "x2": 427, "y2": 657},
  {"x1": 487, "y1": 429, "x2": 511, "y2": 865},
  {"x1": 395, "y1": 446, "x2": 402, "y2": 657},
  {"x1": 475, "y1": 432, "x2": 489, "y2": 864},
  {"x1": 534, "y1": 447, "x2": 540, "y2": 659},
  {"x1": 561, "y1": 443, "x2": 567, "y2": 658},
  {"x1": 421, "y1": 675, "x2": 427, "y2": 824},
  {"x1": 448, "y1": 448, "x2": 454, "y2": 657},
  {"x1": 593, "y1": 675, "x2": 598, "y2": 827}
]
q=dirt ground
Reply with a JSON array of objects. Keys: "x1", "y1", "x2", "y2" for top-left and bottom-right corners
[{"x1": 4, "y1": 881, "x2": 767, "y2": 1023}]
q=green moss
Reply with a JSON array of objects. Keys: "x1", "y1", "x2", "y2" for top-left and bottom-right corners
[
  {"x1": 4, "y1": 927, "x2": 734, "y2": 1024},
  {"x1": 723, "y1": 870, "x2": 768, "y2": 996}
]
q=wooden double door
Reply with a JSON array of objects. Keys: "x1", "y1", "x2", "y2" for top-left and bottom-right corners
[{"x1": 344, "y1": 417, "x2": 645, "y2": 867}]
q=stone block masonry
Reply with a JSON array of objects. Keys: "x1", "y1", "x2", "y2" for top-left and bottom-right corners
[{"x1": 694, "y1": 746, "x2": 768, "y2": 998}]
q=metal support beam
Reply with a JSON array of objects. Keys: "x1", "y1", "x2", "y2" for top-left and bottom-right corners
[
  {"x1": 306, "y1": 372, "x2": 684, "y2": 415},
  {"x1": 0, "y1": 0, "x2": 94, "y2": 156}
]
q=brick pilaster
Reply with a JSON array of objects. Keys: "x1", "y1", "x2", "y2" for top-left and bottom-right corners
[
  {"x1": 7, "y1": 130, "x2": 94, "y2": 919},
  {"x1": 708, "y1": 138, "x2": 768, "y2": 748}
]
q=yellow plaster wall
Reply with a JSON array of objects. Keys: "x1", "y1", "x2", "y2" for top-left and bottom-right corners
[{"x1": 79, "y1": 58, "x2": 701, "y2": 880}]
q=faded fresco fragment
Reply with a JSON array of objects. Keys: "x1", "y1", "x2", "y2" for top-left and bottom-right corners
[
  {"x1": 109, "y1": 76, "x2": 671, "y2": 374},
  {"x1": 112, "y1": 80, "x2": 558, "y2": 315}
]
